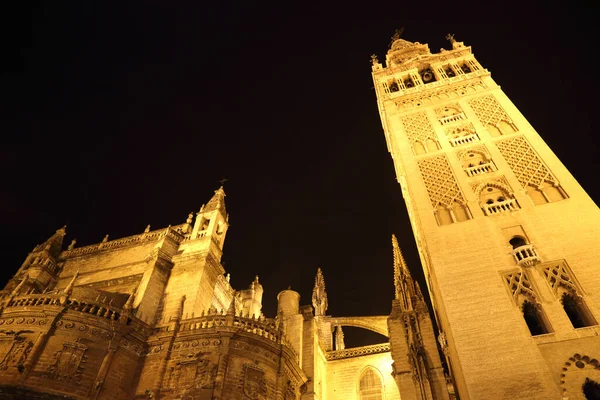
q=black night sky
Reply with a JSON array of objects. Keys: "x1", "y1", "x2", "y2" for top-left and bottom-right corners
[{"x1": 2, "y1": 3, "x2": 598, "y2": 342}]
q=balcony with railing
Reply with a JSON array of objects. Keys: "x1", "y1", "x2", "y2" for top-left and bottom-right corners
[
  {"x1": 450, "y1": 133, "x2": 479, "y2": 147},
  {"x1": 512, "y1": 244, "x2": 540, "y2": 267},
  {"x1": 439, "y1": 113, "x2": 466, "y2": 125},
  {"x1": 465, "y1": 162, "x2": 494, "y2": 177},
  {"x1": 483, "y1": 198, "x2": 519, "y2": 216}
]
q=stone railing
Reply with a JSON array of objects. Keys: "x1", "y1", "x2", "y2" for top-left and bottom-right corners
[
  {"x1": 61, "y1": 226, "x2": 186, "y2": 258},
  {"x1": 325, "y1": 343, "x2": 391, "y2": 361},
  {"x1": 449, "y1": 133, "x2": 479, "y2": 146},
  {"x1": 465, "y1": 162, "x2": 494, "y2": 177},
  {"x1": 174, "y1": 313, "x2": 297, "y2": 358},
  {"x1": 439, "y1": 113, "x2": 466, "y2": 126},
  {"x1": 178, "y1": 314, "x2": 281, "y2": 342},
  {"x1": 4, "y1": 292, "x2": 132, "y2": 324},
  {"x1": 512, "y1": 244, "x2": 540, "y2": 267},
  {"x1": 483, "y1": 198, "x2": 519, "y2": 215}
]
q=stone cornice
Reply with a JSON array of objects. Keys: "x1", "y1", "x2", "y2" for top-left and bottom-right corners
[{"x1": 60, "y1": 225, "x2": 186, "y2": 260}]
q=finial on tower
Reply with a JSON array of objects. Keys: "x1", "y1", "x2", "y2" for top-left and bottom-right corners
[
  {"x1": 370, "y1": 54, "x2": 379, "y2": 65},
  {"x1": 445, "y1": 33, "x2": 456, "y2": 44},
  {"x1": 312, "y1": 268, "x2": 328, "y2": 316}
]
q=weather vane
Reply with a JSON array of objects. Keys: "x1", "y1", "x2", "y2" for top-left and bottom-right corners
[
  {"x1": 389, "y1": 27, "x2": 405, "y2": 48},
  {"x1": 219, "y1": 177, "x2": 228, "y2": 186},
  {"x1": 392, "y1": 27, "x2": 405, "y2": 41}
]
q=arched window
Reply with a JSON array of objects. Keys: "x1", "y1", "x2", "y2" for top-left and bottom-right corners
[
  {"x1": 521, "y1": 300, "x2": 550, "y2": 336},
  {"x1": 561, "y1": 293, "x2": 596, "y2": 329},
  {"x1": 479, "y1": 185, "x2": 519, "y2": 215},
  {"x1": 509, "y1": 236, "x2": 527, "y2": 249},
  {"x1": 582, "y1": 378, "x2": 600, "y2": 400},
  {"x1": 359, "y1": 368, "x2": 383, "y2": 400}
]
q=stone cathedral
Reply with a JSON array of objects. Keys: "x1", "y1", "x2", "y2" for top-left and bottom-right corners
[{"x1": 0, "y1": 33, "x2": 598, "y2": 400}]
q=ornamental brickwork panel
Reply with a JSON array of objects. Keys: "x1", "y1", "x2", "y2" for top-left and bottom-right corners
[
  {"x1": 496, "y1": 136, "x2": 557, "y2": 188},
  {"x1": 400, "y1": 112, "x2": 438, "y2": 143},
  {"x1": 468, "y1": 94, "x2": 515, "y2": 128},
  {"x1": 417, "y1": 155, "x2": 466, "y2": 208}
]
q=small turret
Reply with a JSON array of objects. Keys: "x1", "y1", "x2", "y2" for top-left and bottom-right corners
[
  {"x1": 239, "y1": 276, "x2": 263, "y2": 318},
  {"x1": 188, "y1": 186, "x2": 230, "y2": 260},
  {"x1": 392, "y1": 234, "x2": 425, "y2": 312},
  {"x1": 7, "y1": 226, "x2": 67, "y2": 293}
]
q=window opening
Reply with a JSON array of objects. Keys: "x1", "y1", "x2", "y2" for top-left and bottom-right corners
[
  {"x1": 509, "y1": 237, "x2": 527, "y2": 249},
  {"x1": 359, "y1": 368, "x2": 383, "y2": 400},
  {"x1": 583, "y1": 378, "x2": 600, "y2": 400},
  {"x1": 561, "y1": 293, "x2": 595, "y2": 328},
  {"x1": 522, "y1": 300, "x2": 549, "y2": 336}
]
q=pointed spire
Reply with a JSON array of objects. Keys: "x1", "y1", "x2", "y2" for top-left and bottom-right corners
[
  {"x1": 40, "y1": 226, "x2": 67, "y2": 257},
  {"x1": 203, "y1": 186, "x2": 227, "y2": 215},
  {"x1": 227, "y1": 290, "x2": 236, "y2": 316},
  {"x1": 335, "y1": 326, "x2": 345, "y2": 351},
  {"x1": 312, "y1": 268, "x2": 328, "y2": 316},
  {"x1": 392, "y1": 234, "x2": 411, "y2": 300},
  {"x1": 64, "y1": 271, "x2": 79, "y2": 296},
  {"x1": 392, "y1": 234, "x2": 416, "y2": 311},
  {"x1": 123, "y1": 285, "x2": 138, "y2": 311},
  {"x1": 11, "y1": 274, "x2": 29, "y2": 296}
]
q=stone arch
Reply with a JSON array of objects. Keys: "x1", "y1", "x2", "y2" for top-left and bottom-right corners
[
  {"x1": 331, "y1": 317, "x2": 389, "y2": 337},
  {"x1": 459, "y1": 149, "x2": 488, "y2": 168},
  {"x1": 560, "y1": 353, "x2": 600, "y2": 399},
  {"x1": 477, "y1": 181, "x2": 520, "y2": 216},
  {"x1": 413, "y1": 140, "x2": 426, "y2": 155},
  {"x1": 357, "y1": 366, "x2": 385, "y2": 400}
]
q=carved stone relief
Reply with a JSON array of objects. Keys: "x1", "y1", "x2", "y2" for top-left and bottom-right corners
[
  {"x1": 168, "y1": 352, "x2": 217, "y2": 398},
  {"x1": 243, "y1": 363, "x2": 267, "y2": 400},
  {"x1": 0, "y1": 333, "x2": 32, "y2": 371},
  {"x1": 45, "y1": 338, "x2": 88, "y2": 384}
]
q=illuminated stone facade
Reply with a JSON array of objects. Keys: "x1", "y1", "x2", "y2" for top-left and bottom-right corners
[
  {"x1": 372, "y1": 33, "x2": 600, "y2": 399},
  {"x1": 0, "y1": 186, "x2": 447, "y2": 399}
]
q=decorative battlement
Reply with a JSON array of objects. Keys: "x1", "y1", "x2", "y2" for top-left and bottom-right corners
[
  {"x1": 61, "y1": 225, "x2": 187, "y2": 259},
  {"x1": 325, "y1": 343, "x2": 391, "y2": 361}
]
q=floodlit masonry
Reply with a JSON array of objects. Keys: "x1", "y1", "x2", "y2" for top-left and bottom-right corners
[
  {"x1": 372, "y1": 32, "x2": 600, "y2": 399},
  {"x1": 0, "y1": 186, "x2": 445, "y2": 399}
]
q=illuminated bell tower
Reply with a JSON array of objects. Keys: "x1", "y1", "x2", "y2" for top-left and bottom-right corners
[{"x1": 372, "y1": 32, "x2": 600, "y2": 399}]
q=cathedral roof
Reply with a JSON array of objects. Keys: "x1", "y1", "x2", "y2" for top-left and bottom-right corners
[{"x1": 204, "y1": 186, "x2": 227, "y2": 216}]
